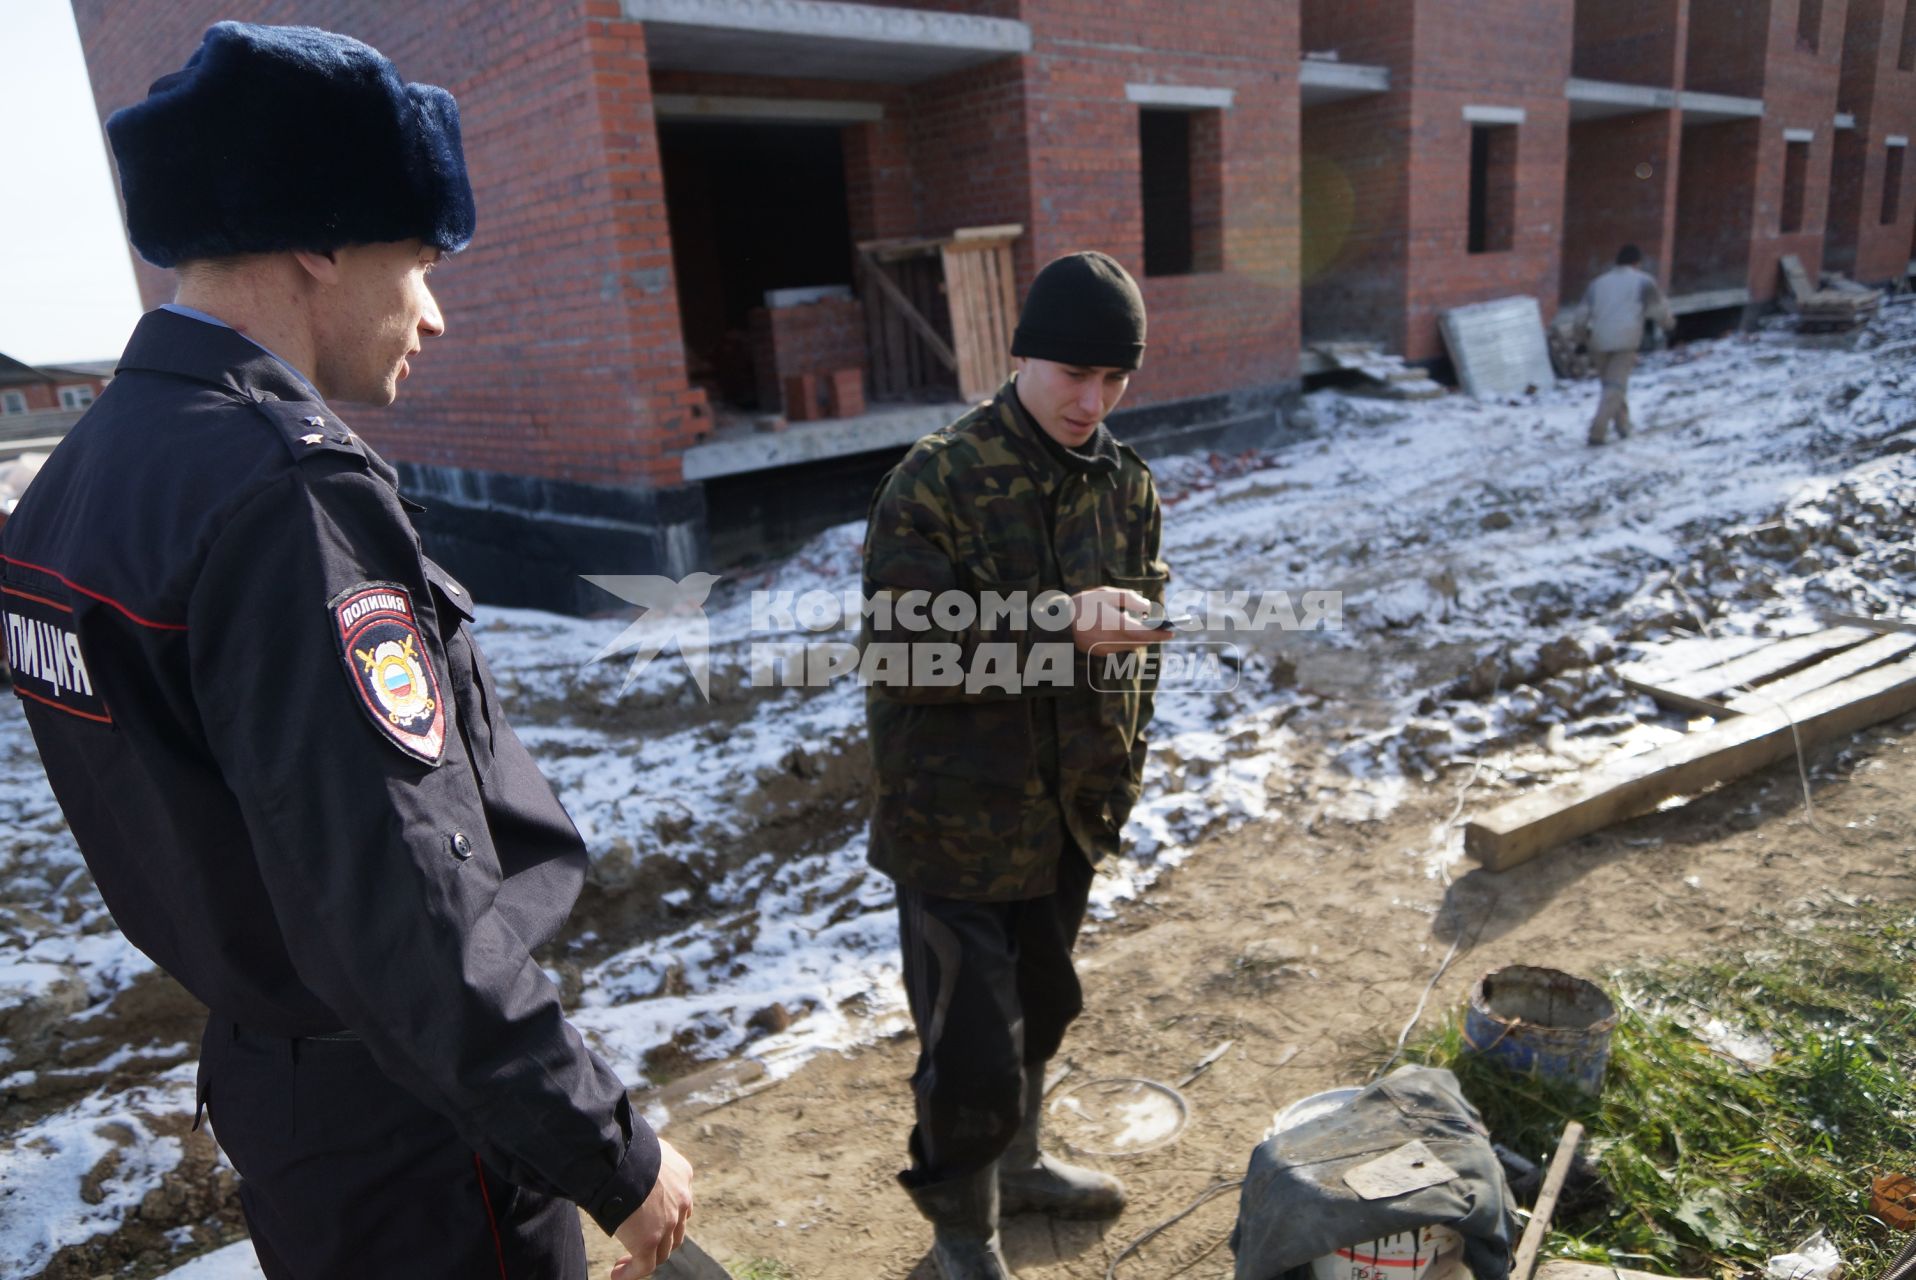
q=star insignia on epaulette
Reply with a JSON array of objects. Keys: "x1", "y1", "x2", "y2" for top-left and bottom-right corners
[
  {"x1": 300, "y1": 432, "x2": 324, "y2": 445},
  {"x1": 304, "y1": 415, "x2": 326, "y2": 428}
]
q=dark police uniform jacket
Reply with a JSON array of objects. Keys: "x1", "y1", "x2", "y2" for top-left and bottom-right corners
[{"x1": 0, "y1": 309, "x2": 658, "y2": 1231}]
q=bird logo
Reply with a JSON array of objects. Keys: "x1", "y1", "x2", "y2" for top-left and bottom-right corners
[{"x1": 581, "y1": 572, "x2": 723, "y2": 699}]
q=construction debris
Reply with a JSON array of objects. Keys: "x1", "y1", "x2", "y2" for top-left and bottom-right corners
[
  {"x1": 1780, "y1": 254, "x2": 1881, "y2": 333},
  {"x1": 1464, "y1": 652, "x2": 1916, "y2": 871},
  {"x1": 1439, "y1": 297, "x2": 1557, "y2": 399},
  {"x1": 1311, "y1": 343, "x2": 1447, "y2": 399}
]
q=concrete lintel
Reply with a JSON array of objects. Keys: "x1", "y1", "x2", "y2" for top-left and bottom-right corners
[
  {"x1": 1889, "y1": 135, "x2": 1910, "y2": 148},
  {"x1": 654, "y1": 94, "x2": 884, "y2": 124},
  {"x1": 682, "y1": 402, "x2": 967, "y2": 481},
  {"x1": 1668, "y1": 286, "x2": 1752, "y2": 316},
  {"x1": 626, "y1": 0, "x2": 1031, "y2": 85},
  {"x1": 1783, "y1": 126, "x2": 1816, "y2": 142},
  {"x1": 1834, "y1": 112, "x2": 1857, "y2": 130},
  {"x1": 1298, "y1": 59, "x2": 1390, "y2": 106},
  {"x1": 1565, "y1": 77, "x2": 1676, "y2": 121},
  {"x1": 1126, "y1": 83, "x2": 1235, "y2": 110},
  {"x1": 1678, "y1": 90, "x2": 1764, "y2": 124},
  {"x1": 1463, "y1": 104, "x2": 1526, "y2": 125}
]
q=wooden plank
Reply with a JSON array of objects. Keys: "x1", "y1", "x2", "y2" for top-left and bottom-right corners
[
  {"x1": 951, "y1": 222, "x2": 1024, "y2": 242},
  {"x1": 1651, "y1": 626, "x2": 1874, "y2": 701},
  {"x1": 1539, "y1": 1265, "x2": 1702, "y2": 1280},
  {"x1": 1463, "y1": 654, "x2": 1916, "y2": 871},
  {"x1": 1512, "y1": 1122, "x2": 1583, "y2": 1280},
  {"x1": 1724, "y1": 631, "x2": 1916, "y2": 714},
  {"x1": 1617, "y1": 677, "x2": 1734, "y2": 719},
  {"x1": 861, "y1": 250, "x2": 956, "y2": 371},
  {"x1": 1822, "y1": 611, "x2": 1916, "y2": 636},
  {"x1": 1780, "y1": 253, "x2": 1816, "y2": 303},
  {"x1": 994, "y1": 243, "x2": 1019, "y2": 366},
  {"x1": 964, "y1": 249, "x2": 996, "y2": 396},
  {"x1": 980, "y1": 247, "x2": 1008, "y2": 377},
  {"x1": 943, "y1": 246, "x2": 982, "y2": 401}
]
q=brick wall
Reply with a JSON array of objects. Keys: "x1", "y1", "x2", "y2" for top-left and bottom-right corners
[
  {"x1": 1686, "y1": 0, "x2": 1775, "y2": 96},
  {"x1": 1, "y1": 380, "x2": 106, "y2": 414},
  {"x1": 1746, "y1": 0, "x2": 1847, "y2": 298},
  {"x1": 72, "y1": 0, "x2": 702, "y2": 490},
  {"x1": 1574, "y1": 0, "x2": 1683, "y2": 85},
  {"x1": 1400, "y1": 0, "x2": 1574, "y2": 362},
  {"x1": 1562, "y1": 111, "x2": 1683, "y2": 301},
  {"x1": 748, "y1": 298, "x2": 867, "y2": 412},
  {"x1": 1018, "y1": 0, "x2": 1300, "y2": 405},
  {"x1": 1300, "y1": 0, "x2": 1415, "y2": 350},
  {"x1": 1674, "y1": 120, "x2": 1764, "y2": 290},
  {"x1": 1829, "y1": 0, "x2": 1916, "y2": 281}
]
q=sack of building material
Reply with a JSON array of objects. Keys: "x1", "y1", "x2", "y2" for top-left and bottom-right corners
[{"x1": 1229, "y1": 1065, "x2": 1519, "y2": 1280}]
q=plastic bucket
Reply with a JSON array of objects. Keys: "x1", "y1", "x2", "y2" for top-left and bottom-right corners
[
  {"x1": 1464, "y1": 965, "x2": 1617, "y2": 1094},
  {"x1": 1309, "y1": 1225, "x2": 1465, "y2": 1280}
]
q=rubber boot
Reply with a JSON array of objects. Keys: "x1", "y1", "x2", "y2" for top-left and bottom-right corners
[
  {"x1": 998, "y1": 1067, "x2": 1126, "y2": 1220},
  {"x1": 905, "y1": 1163, "x2": 1020, "y2": 1280}
]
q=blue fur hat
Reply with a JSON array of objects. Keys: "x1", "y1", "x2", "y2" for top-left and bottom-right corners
[{"x1": 105, "y1": 23, "x2": 475, "y2": 268}]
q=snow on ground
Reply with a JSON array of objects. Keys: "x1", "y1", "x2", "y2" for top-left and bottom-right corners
[
  {"x1": 3, "y1": 303, "x2": 1913, "y2": 1277},
  {"x1": 0, "y1": 1066, "x2": 195, "y2": 1275}
]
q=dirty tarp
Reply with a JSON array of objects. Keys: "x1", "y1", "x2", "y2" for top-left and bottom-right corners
[{"x1": 1229, "y1": 1065, "x2": 1519, "y2": 1280}]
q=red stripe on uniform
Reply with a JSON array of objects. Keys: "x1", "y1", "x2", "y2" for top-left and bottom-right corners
[
  {"x1": 14, "y1": 685, "x2": 114, "y2": 724},
  {"x1": 474, "y1": 1153, "x2": 509, "y2": 1280},
  {"x1": 0, "y1": 553, "x2": 187, "y2": 632},
  {"x1": 1, "y1": 585, "x2": 72, "y2": 612}
]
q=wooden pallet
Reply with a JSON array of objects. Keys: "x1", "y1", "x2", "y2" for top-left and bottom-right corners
[
  {"x1": 1465, "y1": 624, "x2": 1916, "y2": 871},
  {"x1": 857, "y1": 224, "x2": 1022, "y2": 404}
]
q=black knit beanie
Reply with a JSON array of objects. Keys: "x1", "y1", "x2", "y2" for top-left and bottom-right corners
[{"x1": 1011, "y1": 251, "x2": 1147, "y2": 372}]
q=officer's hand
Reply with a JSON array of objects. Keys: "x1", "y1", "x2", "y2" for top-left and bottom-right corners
[
  {"x1": 610, "y1": 1139, "x2": 694, "y2": 1278},
  {"x1": 1069, "y1": 586, "x2": 1169, "y2": 653}
]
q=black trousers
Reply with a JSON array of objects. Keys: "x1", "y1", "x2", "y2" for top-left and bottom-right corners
[
  {"x1": 197, "y1": 1018, "x2": 587, "y2": 1279},
  {"x1": 896, "y1": 845, "x2": 1095, "y2": 1186}
]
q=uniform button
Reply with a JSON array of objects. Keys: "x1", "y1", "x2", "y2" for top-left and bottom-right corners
[{"x1": 451, "y1": 832, "x2": 474, "y2": 860}]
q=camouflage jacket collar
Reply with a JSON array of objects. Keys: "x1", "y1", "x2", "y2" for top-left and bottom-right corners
[{"x1": 996, "y1": 377, "x2": 1121, "y2": 493}]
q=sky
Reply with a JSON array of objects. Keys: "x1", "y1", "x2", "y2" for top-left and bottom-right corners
[{"x1": 0, "y1": 0, "x2": 145, "y2": 366}]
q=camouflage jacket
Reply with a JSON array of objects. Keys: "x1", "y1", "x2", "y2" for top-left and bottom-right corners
[{"x1": 862, "y1": 377, "x2": 1168, "y2": 901}]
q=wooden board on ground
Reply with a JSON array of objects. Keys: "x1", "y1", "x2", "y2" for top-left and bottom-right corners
[
  {"x1": 1538, "y1": 1264, "x2": 1703, "y2": 1280},
  {"x1": 1464, "y1": 654, "x2": 1916, "y2": 871},
  {"x1": 1625, "y1": 626, "x2": 1875, "y2": 708},
  {"x1": 1724, "y1": 631, "x2": 1916, "y2": 713}
]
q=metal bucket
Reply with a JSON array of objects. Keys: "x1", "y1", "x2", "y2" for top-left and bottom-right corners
[{"x1": 1464, "y1": 965, "x2": 1617, "y2": 1094}]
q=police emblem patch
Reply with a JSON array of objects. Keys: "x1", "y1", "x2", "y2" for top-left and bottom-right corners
[{"x1": 329, "y1": 582, "x2": 446, "y2": 764}]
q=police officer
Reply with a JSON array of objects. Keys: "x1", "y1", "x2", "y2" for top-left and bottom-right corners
[
  {"x1": 861, "y1": 252, "x2": 1171, "y2": 1280},
  {"x1": 0, "y1": 23, "x2": 692, "y2": 1278}
]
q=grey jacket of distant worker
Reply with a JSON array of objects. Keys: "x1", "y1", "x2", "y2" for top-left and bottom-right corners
[{"x1": 1574, "y1": 263, "x2": 1675, "y2": 353}]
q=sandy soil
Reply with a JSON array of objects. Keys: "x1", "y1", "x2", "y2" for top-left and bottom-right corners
[{"x1": 603, "y1": 711, "x2": 1916, "y2": 1280}]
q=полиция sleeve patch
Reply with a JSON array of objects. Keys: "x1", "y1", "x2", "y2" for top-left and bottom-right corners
[{"x1": 329, "y1": 582, "x2": 446, "y2": 764}]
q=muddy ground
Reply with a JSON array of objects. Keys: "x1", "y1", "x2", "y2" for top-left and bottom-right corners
[{"x1": 586, "y1": 708, "x2": 1916, "y2": 1280}]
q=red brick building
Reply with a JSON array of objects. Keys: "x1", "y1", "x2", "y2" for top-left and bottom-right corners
[
  {"x1": 0, "y1": 353, "x2": 111, "y2": 418},
  {"x1": 70, "y1": 0, "x2": 1916, "y2": 611}
]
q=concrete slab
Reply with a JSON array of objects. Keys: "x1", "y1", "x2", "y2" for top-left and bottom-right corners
[
  {"x1": 626, "y1": 0, "x2": 1031, "y2": 84},
  {"x1": 653, "y1": 94, "x2": 884, "y2": 124},
  {"x1": 1299, "y1": 59, "x2": 1390, "y2": 106},
  {"x1": 1566, "y1": 77, "x2": 1676, "y2": 121},
  {"x1": 1668, "y1": 287, "x2": 1753, "y2": 316},
  {"x1": 681, "y1": 401, "x2": 968, "y2": 481},
  {"x1": 1678, "y1": 90, "x2": 1764, "y2": 124},
  {"x1": 1835, "y1": 111, "x2": 1857, "y2": 129},
  {"x1": 1438, "y1": 296, "x2": 1556, "y2": 399}
]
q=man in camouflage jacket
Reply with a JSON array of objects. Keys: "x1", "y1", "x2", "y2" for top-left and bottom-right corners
[{"x1": 862, "y1": 252, "x2": 1170, "y2": 1280}]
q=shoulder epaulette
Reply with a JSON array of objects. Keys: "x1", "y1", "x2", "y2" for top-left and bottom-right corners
[{"x1": 249, "y1": 392, "x2": 370, "y2": 467}]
